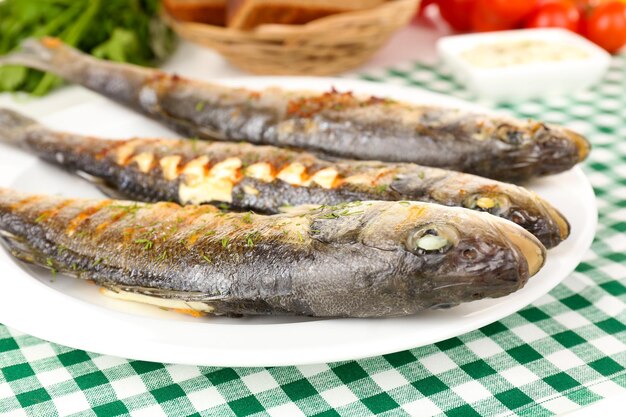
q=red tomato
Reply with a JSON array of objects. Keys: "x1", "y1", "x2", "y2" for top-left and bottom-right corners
[
  {"x1": 413, "y1": 0, "x2": 437, "y2": 23},
  {"x1": 416, "y1": 0, "x2": 436, "y2": 18},
  {"x1": 471, "y1": 0, "x2": 520, "y2": 32},
  {"x1": 584, "y1": 1, "x2": 626, "y2": 52},
  {"x1": 437, "y1": 0, "x2": 477, "y2": 31},
  {"x1": 489, "y1": 0, "x2": 539, "y2": 21},
  {"x1": 525, "y1": 1, "x2": 581, "y2": 32}
]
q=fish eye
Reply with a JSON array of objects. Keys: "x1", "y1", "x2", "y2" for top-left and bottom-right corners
[
  {"x1": 463, "y1": 194, "x2": 510, "y2": 215},
  {"x1": 406, "y1": 224, "x2": 459, "y2": 254}
]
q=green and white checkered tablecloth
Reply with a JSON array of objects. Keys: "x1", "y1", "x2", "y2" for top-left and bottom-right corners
[{"x1": 1, "y1": 55, "x2": 626, "y2": 417}]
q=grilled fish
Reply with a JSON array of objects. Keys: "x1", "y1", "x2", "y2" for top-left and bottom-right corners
[
  {"x1": 0, "y1": 109, "x2": 569, "y2": 248},
  {"x1": 0, "y1": 38, "x2": 590, "y2": 182},
  {"x1": 0, "y1": 188, "x2": 546, "y2": 317}
]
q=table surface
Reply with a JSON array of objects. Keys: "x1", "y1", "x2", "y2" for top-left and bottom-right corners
[{"x1": 0, "y1": 21, "x2": 625, "y2": 417}]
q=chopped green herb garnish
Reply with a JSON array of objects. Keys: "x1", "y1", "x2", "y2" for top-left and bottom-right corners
[
  {"x1": 221, "y1": 237, "x2": 230, "y2": 248},
  {"x1": 195, "y1": 101, "x2": 206, "y2": 111},
  {"x1": 296, "y1": 231, "x2": 305, "y2": 242},
  {"x1": 202, "y1": 254, "x2": 212, "y2": 264},
  {"x1": 418, "y1": 171, "x2": 425, "y2": 180},
  {"x1": 399, "y1": 201, "x2": 411, "y2": 206},
  {"x1": 46, "y1": 258, "x2": 57, "y2": 280},
  {"x1": 35, "y1": 213, "x2": 49, "y2": 223},
  {"x1": 242, "y1": 211, "x2": 253, "y2": 224},
  {"x1": 110, "y1": 203, "x2": 141, "y2": 215},
  {"x1": 245, "y1": 231, "x2": 259, "y2": 247},
  {"x1": 135, "y1": 238, "x2": 154, "y2": 250},
  {"x1": 374, "y1": 184, "x2": 388, "y2": 194},
  {"x1": 156, "y1": 250, "x2": 167, "y2": 262}
]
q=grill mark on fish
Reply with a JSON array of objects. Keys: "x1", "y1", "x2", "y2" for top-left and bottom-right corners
[
  {"x1": 0, "y1": 188, "x2": 546, "y2": 317},
  {"x1": 66, "y1": 201, "x2": 113, "y2": 236},
  {"x1": 0, "y1": 38, "x2": 590, "y2": 182},
  {"x1": 34, "y1": 199, "x2": 75, "y2": 224}
]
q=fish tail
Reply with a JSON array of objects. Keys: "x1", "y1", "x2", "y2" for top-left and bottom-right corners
[
  {"x1": 0, "y1": 108, "x2": 41, "y2": 148},
  {"x1": 0, "y1": 38, "x2": 62, "y2": 73},
  {"x1": 1, "y1": 38, "x2": 159, "y2": 109}
]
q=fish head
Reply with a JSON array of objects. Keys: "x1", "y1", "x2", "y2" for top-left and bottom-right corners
[
  {"x1": 528, "y1": 122, "x2": 590, "y2": 174},
  {"x1": 461, "y1": 189, "x2": 570, "y2": 249},
  {"x1": 353, "y1": 201, "x2": 547, "y2": 307}
]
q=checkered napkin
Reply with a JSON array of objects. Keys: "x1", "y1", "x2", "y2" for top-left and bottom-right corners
[{"x1": 1, "y1": 56, "x2": 626, "y2": 417}]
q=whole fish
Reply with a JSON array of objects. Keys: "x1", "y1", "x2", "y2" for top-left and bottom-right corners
[
  {"x1": 0, "y1": 109, "x2": 569, "y2": 248},
  {"x1": 0, "y1": 189, "x2": 546, "y2": 317},
  {"x1": 0, "y1": 38, "x2": 590, "y2": 182}
]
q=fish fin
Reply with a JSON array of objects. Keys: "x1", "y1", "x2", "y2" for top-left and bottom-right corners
[
  {"x1": 75, "y1": 170, "x2": 129, "y2": 200},
  {"x1": 278, "y1": 204, "x2": 320, "y2": 215},
  {"x1": 100, "y1": 285, "x2": 223, "y2": 315},
  {"x1": 102, "y1": 284, "x2": 227, "y2": 302},
  {"x1": 0, "y1": 231, "x2": 52, "y2": 270},
  {"x1": 0, "y1": 230, "x2": 83, "y2": 279},
  {"x1": 0, "y1": 108, "x2": 40, "y2": 148}
]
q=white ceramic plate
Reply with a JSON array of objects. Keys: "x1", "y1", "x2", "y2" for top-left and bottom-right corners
[{"x1": 0, "y1": 78, "x2": 597, "y2": 367}]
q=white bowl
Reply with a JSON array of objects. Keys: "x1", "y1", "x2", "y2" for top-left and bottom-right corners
[{"x1": 437, "y1": 28, "x2": 611, "y2": 102}]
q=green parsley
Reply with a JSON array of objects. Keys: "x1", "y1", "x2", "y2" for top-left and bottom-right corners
[{"x1": 0, "y1": 0, "x2": 176, "y2": 96}]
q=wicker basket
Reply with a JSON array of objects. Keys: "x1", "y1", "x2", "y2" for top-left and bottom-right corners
[{"x1": 162, "y1": 0, "x2": 420, "y2": 75}]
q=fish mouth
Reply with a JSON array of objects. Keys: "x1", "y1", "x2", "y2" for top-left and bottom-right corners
[
  {"x1": 540, "y1": 201, "x2": 571, "y2": 244},
  {"x1": 564, "y1": 128, "x2": 591, "y2": 163},
  {"x1": 511, "y1": 197, "x2": 570, "y2": 248},
  {"x1": 532, "y1": 124, "x2": 590, "y2": 176},
  {"x1": 499, "y1": 221, "x2": 546, "y2": 277}
]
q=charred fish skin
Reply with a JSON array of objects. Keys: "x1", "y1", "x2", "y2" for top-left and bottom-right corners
[
  {"x1": 0, "y1": 38, "x2": 590, "y2": 182},
  {"x1": 0, "y1": 109, "x2": 569, "y2": 248},
  {"x1": 0, "y1": 188, "x2": 546, "y2": 317}
]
